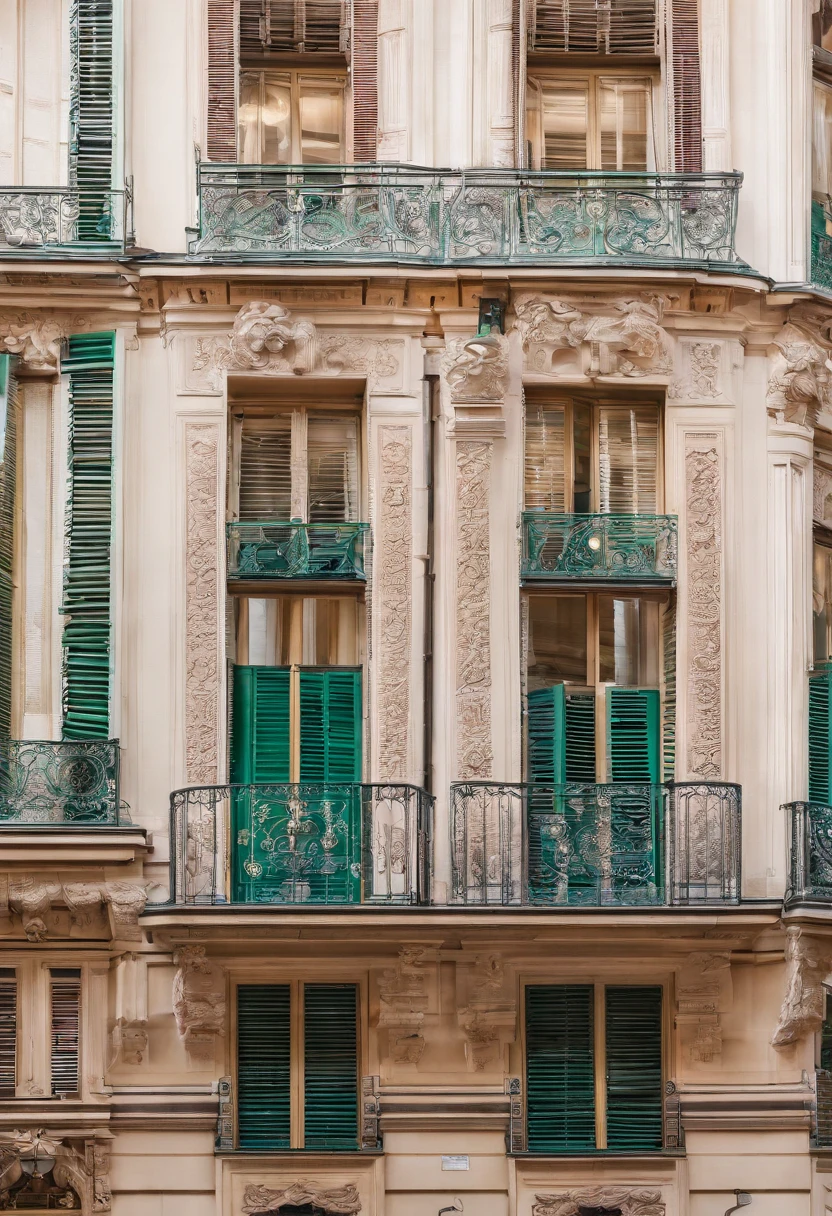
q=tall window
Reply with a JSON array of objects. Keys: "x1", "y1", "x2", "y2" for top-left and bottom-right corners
[{"x1": 526, "y1": 74, "x2": 655, "y2": 171}]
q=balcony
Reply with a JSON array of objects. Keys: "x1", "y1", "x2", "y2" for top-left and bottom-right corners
[
  {"x1": 170, "y1": 782, "x2": 432, "y2": 905},
  {"x1": 226, "y1": 521, "x2": 368, "y2": 581},
  {"x1": 813, "y1": 199, "x2": 832, "y2": 293},
  {"x1": 450, "y1": 781, "x2": 741, "y2": 906},
  {"x1": 0, "y1": 739, "x2": 121, "y2": 824},
  {"x1": 521, "y1": 512, "x2": 677, "y2": 583},
  {"x1": 189, "y1": 164, "x2": 744, "y2": 269},
  {"x1": 784, "y1": 800, "x2": 832, "y2": 904},
  {"x1": 0, "y1": 189, "x2": 127, "y2": 257}
]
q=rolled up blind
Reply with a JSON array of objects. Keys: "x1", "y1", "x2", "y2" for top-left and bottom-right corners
[{"x1": 239, "y1": 0, "x2": 348, "y2": 55}]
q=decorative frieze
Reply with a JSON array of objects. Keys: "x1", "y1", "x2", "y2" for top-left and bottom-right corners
[
  {"x1": 532, "y1": 1189, "x2": 664, "y2": 1216},
  {"x1": 172, "y1": 945, "x2": 226, "y2": 1063},
  {"x1": 184, "y1": 423, "x2": 221, "y2": 785},
  {"x1": 456, "y1": 442, "x2": 492, "y2": 779},
  {"x1": 684, "y1": 437, "x2": 723, "y2": 779},
  {"x1": 0, "y1": 878, "x2": 148, "y2": 942},
  {"x1": 376, "y1": 427, "x2": 412, "y2": 780},
  {"x1": 772, "y1": 927, "x2": 832, "y2": 1049},
  {"x1": 243, "y1": 1183, "x2": 361, "y2": 1216}
]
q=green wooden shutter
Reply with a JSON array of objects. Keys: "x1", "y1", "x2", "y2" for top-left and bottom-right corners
[
  {"x1": 304, "y1": 983, "x2": 358, "y2": 1150},
  {"x1": 0, "y1": 357, "x2": 17, "y2": 749},
  {"x1": 61, "y1": 332, "x2": 115, "y2": 741},
  {"x1": 525, "y1": 985, "x2": 596, "y2": 1152},
  {"x1": 237, "y1": 985, "x2": 291, "y2": 1150},
  {"x1": 231, "y1": 666, "x2": 291, "y2": 784},
  {"x1": 69, "y1": 0, "x2": 115, "y2": 241},
  {"x1": 528, "y1": 685, "x2": 596, "y2": 783},
  {"x1": 607, "y1": 687, "x2": 660, "y2": 782},
  {"x1": 605, "y1": 985, "x2": 663, "y2": 1151},
  {"x1": 299, "y1": 668, "x2": 361, "y2": 782},
  {"x1": 810, "y1": 666, "x2": 832, "y2": 803}
]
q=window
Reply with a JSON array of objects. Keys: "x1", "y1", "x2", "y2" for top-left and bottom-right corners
[
  {"x1": 526, "y1": 73, "x2": 655, "y2": 171},
  {"x1": 525, "y1": 396, "x2": 661, "y2": 514},
  {"x1": 50, "y1": 969, "x2": 81, "y2": 1097},
  {"x1": 238, "y1": 70, "x2": 346, "y2": 165},
  {"x1": 0, "y1": 970, "x2": 16, "y2": 1098},
  {"x1": 525, "y1": 983, "x2": 663, "y2": 1153},
  {"x1": 237, "y1": 982, "x2": 359, "y2": 1150},
  {"x1": 528, "y1": 0, "x2": 659, "y2": 56}
]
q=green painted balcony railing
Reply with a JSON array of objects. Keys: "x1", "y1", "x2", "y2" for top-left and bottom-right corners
[
  {"x1": 0, "y1": 189, "x2": 127, "y2": 256},
  {"x1": 522, "y1": 512, "x2": 678, "y2": 581},
  {"x1": 169, "y1": 782, "x2": 432, "y2": 905},
  {"x1": 0, "y1": 739, "x2": 121, "y2": 824},
  {"x1": 813, "y1": 199, "x2": 832, "y2": 293},
  {"x1": 451, "y1": 781, "x2": 741, "y2": 906},
  {"x1": 784, "y1": 800, "x2": 832, "y2": 904},
  {"x1": 190, "y1": 163, "x2": 744, "y2": 268},
  {"x1": 226, "y1": 521, "x2": 368, "y2": 580}
]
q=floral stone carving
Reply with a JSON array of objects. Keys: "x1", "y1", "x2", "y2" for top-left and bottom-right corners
[
  {"x1": 184, "y1": 423, "x2": 220, "y2": 785},
  {"x1": 243, "y1": 1183, "x2": 361, "y2": 1216},
  {"x1": 229, "y1": 301, "x2": 317, "y2": 373},
  {"x1": 376, "y1": 427, "x2": 412, "y2": 779},
  {"x1": 685, "y1": 438, "x2": 722, "y2": 779},
  {"x1": 172, "y1": 945, "x2": 226, "y2": 1062},
  {"x1": 456, "y1": 442, "x2": 492, "y2": 778},
  {"x1": 1, "y1": 878, "x2": 148, "y2": 942},
  {"x1": 532, "y1": 1188, "x2": 664, "y2": 1216}
]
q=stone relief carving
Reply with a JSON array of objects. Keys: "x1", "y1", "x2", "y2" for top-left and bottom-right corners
[
  {"x1": 513, "y1": 292, "x2": 672, "y2": 379},
  {"x1": 376, "y1": 427, "x2": 412, "y2": 779},
  {"x1": 377, "y1": 946, "x2": 430, "y2": 1065},
  {"x1": 815, "y1": 464, "x2": 832, "y2": 526},
  {"x1": 1, "y1": 879, "x2": 148, "y2": 942},
  {"x1": 229, "y1": 301, "x2": 317, "y2": 373},
  {"x1": 676, "y1": 952, "x2": 732, "y2": 1064},
  {"x1": 532, "y1": 1189, "x2": 664, "y2": 1216},
  {"x1": 685, "y1": 438, "x2": 722, "y2": 779},
  {"x1": 184, "y1": 424, "x2": 220, "y2": 785},
  {"x1": 457, "y1": 953, "x2": 516, "y2": 1073},
  {"x1": 0, "y1": 312, "x2": 88, "y2": 371},
  {"x1": 172, "y1": 946, "x2": 226, "y2": 1062},
  {"x1": 767, "y1": 320, "x2": 832, "y2": 429},
  {"x1": 668, "y1": 339, "x2": 722, "y2": 400},
  {"x1": 112, "y1": 954, "x2": 148, "y2": 1066},
  {"x1": 442, "y1": 332, "x2": 510, "y2": 402},
  {"x1": 456, "y1": 442, "x2": 492, "y2": 779},
  {"x1": 319, "y1": 333, "x2": 402, "y2": 387},
  {"x1": 243, "y1": 1183, "x2": 361, "y2": 1216},
  {"x1": 772, "y1": 927, "x2": 832, "y2": 1048},
  {"x1": 0, "y1": 1131, "x2": 111, "y2": 1215}
]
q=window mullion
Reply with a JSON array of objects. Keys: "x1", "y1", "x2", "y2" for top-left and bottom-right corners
[{"x1": 594, "y1": 981, "x2": 607, "y2": 1149}]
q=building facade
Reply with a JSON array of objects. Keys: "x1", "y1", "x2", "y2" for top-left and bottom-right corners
[{"x1": 0, "y1": 0, "x2": 832, "y2": 1213}]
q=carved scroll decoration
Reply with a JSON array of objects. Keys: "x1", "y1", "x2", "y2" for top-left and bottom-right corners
[
  {"x1": 532, "y1": 1189, "x2": 664, "y2": 1216},
  {"x1": 376, "y1": 427, "x2": 411, "y2": 779},
  {"x1": 243, "y1": 1182, "x2": 361, "y2": 1216},
  {"x1": 456, "y1": 442, "x2": 492, "y2": 779},
  {"x1": 685, "y1": 437, "x2": 722, "y2": 778},
  {"x1": 184, "y1": 424, "x2": 221, "y2": 784}
]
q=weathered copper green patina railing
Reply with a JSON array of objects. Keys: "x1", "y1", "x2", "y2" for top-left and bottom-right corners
[
  {"x1": 0, "y1": 189, "x2": 127, "y2": 255},
  {"x1": 226, "y1": 521, "x2": 368, "y2": 579},
  {"x1": 169, "y1": 782, "x2": 432, "y2": 905},
  {"x1": 522, "y1": 512, "x2": 677, "y2": 581},
  {"x1": 191, "y1": 164, "x2": 744, "y2": 268},
  {"x1": 784, "y1": 800, "x2": 832, "y2": 903},
  {"x1": 813, "y1": 200, "x2": 832, "y2": 293},
  {"x1": 0, "y1": 739, "x2": 121, "y2": 823}
]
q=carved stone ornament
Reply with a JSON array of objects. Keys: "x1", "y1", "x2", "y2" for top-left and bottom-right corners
[
  {"x1": 377, "y1": 946, "x2": 430, "y2": 1065},
  {"x1": 319, "y1": 333, "x2": 402, "y2": 385},
  {"x1": 685, "y1": 437, "x2": 722, "y2": 779},
  {"x1": 513, "y1": 292, "x2": 673, "y2": 379},
  {"x1": 0, "y1": 1130, "x2": 112, "y2": 1215},
  {"x1": 676, "y1": 952, "x2": 732, "y2": 1065},
  {"x1": 112, "y1": 954, "x2": 148, "y2": 1066},
  {"x1": 375, "y1": 427, "x2": 412, "y2": 779},
  {"x1": 456, "y1": 442, "x2": 492, "y2": 778},
  {"x1": 772, "y1": 927, "x2": 832, "y2": 1049},
  {"x1": 668, "y1": 339, "x2": 723, "y2": 401},
  {"x1": 0, "y1": 312, "x2": 88, "y2": 371},
  {"x1": 442, "y1": 332, "x2": 510, "y2": 402},
  {"x1": 532, "y1": 1188, "x2": 664, "y2": 1216},
  {"x1": 815, "y1": 463, "x2": 832, "y2": 526},
  {"x1": 767, "y1": 320, "x2": 832, "y2": 430},
  {"x1": 457, "y1": 953, "x2": 517, "y2": 1072},
  {"x1": 184, "y1": 423, "x2": 220, "y2": 785},
  {"x1": 172, "y1": 945, "x2": 226, "y2": 1062},
  {"x1": 1, "y1": 878, "x2": 148, "y2": 942},
  {"x1": 243, "y1": 1182, "x2": 361, "y2": 1216}
]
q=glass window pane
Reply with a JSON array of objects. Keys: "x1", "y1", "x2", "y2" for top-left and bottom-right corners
[
  {"x1": 814, "y1": 544, "x2": 832, "y2": 662},
  {"x1": 528, "y1": 596, "x2": 587, "y2": 690},
  {"x1": 299, "y1": 85, "x2": 343, "y2": 164},
  {"x1": 262, "y1": 80, "x2": 293, "y2": 164},
  {"x1": 238, "y1": 73, "x2": 263, "y2": 164},
  {"x1": 598, "y1": 597, "x2": 659, "y2": 686},
  {"x1": 814, "y1": 81, "x2": 832, "y2": 198},
  {"x1": 239, "y1": 418, "x2": 293, "y2": 519},
  {"x1": 599, "y1": 81, "x2": 650, "y2": 172},
  {"x1": 540, "y1": 85, "x2": 589, "y2": 170},
  {"x1": 597, "y1": 406, "x2": 660, "y2": 514},
  {"x1": 241, "y1": 597, "x2": 358, "y2": 666},
  {"x1": 307, "y1": 415, "x2": 359, "y2": 522},
  {"x1": 525, "y1": 403, "x2": 567, "y2": 511}
]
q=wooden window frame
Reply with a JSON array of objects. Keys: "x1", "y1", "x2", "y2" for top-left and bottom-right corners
[{"x1": 238, "y1": 67, "x2": 347, "y2": 164}]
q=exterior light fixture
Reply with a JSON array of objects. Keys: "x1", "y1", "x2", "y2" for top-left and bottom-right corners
[
  {"x1": 588, "y1": 535, "x2": 602, "y2": 551},
  {"x1": 18, "y1": 1131, "x2": 57, "y2": 1179}
]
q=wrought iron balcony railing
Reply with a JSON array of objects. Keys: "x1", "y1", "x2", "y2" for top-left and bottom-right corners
[
  {"x1": 450, "y1": 780, "x2": 741, "y2": 906},
  {"x1": 190, "y1": 163, "x2": 744, "y2": 268},
  {"x1": 522, "y1": 513, "x2": 677, "y2": 582},
  {"x1": 784, "y1": 800, "x2": 832, "y2": 903},
  {"x1": 170, "y1": 782, "x2": 432, "y2": 905},
  {"x1": 0, "y1": 739, "x2": 121, "y2": 824},
  {"x1": 0, "y1": 189, "x2": 127, "y2": 256},
  {"x1": 226, "y1": 521, "x2": 368, "y2": 580},
  {"x1": 812, "y1": 199, "x2": 832, "y2": 293}
]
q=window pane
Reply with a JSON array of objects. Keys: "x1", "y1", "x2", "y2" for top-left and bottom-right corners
[
  {"x1": 599, "y1": 81, "x2": 650, "y2": 171},
  {"x1": 239, "y1": 418, "x2": 293, "y2": 519},
  {"x1": 528, "y1": 596, "x2": 587, "y2": 690},
  {"x1": 540, "y1": 85, "x2": 589, "y2": 170},
  {"x1": 243, "y1": 597, "x2": 358, "y2": 667},
  {"x1": 299, "y1": 85, "x2": 343, "y2": 164},
  {"x1": 307, "y1": 415, "x2": 359, "y2": 522},
  {"x1": 262, "y1": 79, "x2": 293, "y2": 164},
  {"x1": 238, "y1": 73, "x2": 263, "y2": 164},
  {"x1": 525, "y1": 403, "x2": 567, "y2": 511},
  {"x1": 598, "y1": 597, "x2": 659, "y2": 686},
  {"x1": 597, "y1": 406, "x2": 659, "y2": 513},
  {"x1": 814, "y1": 81, "x2": 832, "y2": 198}
]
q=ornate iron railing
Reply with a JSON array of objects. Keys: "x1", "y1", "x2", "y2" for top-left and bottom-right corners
[
  {"x1": 0, "y1": 739, "x2": 121, "y2": 824},
  {"x1": 450, "y1": 780, "x2": 741, "y2": 905},
  {"x1": 812, "y1": 199, "x2": 832, "y2": 293},
  {"x1": 226, "y1": 521, "x2": 368, "y2": 580},
  {"x1": 190, "y1": 164, "x2": 744, "y2": 268},
  {"x1": 784, "y1": 800, "x2": 832, "y2": 903},
  {"x1": 522, "y1": 513, "x2": 677, "y2": 582},
  {"x1": 0, "y1": 189, "x2": 126, "y2": 255},
  {"x1": 169, "y1": 782, "x2": 432, "y2": 905}
]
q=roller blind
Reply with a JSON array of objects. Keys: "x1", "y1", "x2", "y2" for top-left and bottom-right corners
[
  {"x1": 525, "y1": 403, "x2": 566, "y2": 511},
  {"x1": 597, "y1": 406, "x2": 659, "y2": 514},
  {"x1": 239, "y1": 0, "x2": 348, "y2": 56},
  {"x1": 50, "y1": 970, "x2": 81, "y2": 1097},
  {"x1": 239, "y1": 418, "x2": 293, "y2": 519}
]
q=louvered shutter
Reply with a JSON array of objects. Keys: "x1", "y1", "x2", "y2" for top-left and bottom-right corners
[
  {"x1": 528, "y1": 685, "x2": 595, "y2": 783},
  {"x1": 668, "y1": 0, "x2": 702, "y2": 172},
  {"x1": 607, "y1": 687, "x2": 660, "y2": 783},
  {"x1": 239, "y1": 0, "x2": 348, "y2": 55},
  {"x1": 352, "y1": 0, "x2": 379, "y2": 161},
  {"x1": 662, "y1": 600, "x2": 676, "y2": 782},
  {"x1": 605, "y1": 985, "x2": 663, "y2": 1151},
  {"x1": 529, "y1": 0, "x2": 658, "y2": 54},
  {"x1": 525, "y1": 985, "x2": 596, "y2": 1152},
  {"x1": 0, "y1": 971, "x2": 17, "y2": 1098},
  {"x1": 303, "y1": 983, "x2": 358, "y2": 1149},
  {"x1": 207, "y1": 0, "x2": 237, "y2": 161},
  {"x1": 822, "y1": 992, "x2": 832, "y2": 1073},
  {"x1": 307, "y1": 416, "x2": 359, "y2": 523},
  {"x1": 237, "y1": 985, "x2": 291, "y2": 1149},
  {"x1": 69, "y1": 0, "x2": 115, "y2": 240},
  {"x1": 809, "y1": 666, "x2": 832, "y2": 802},
  {"x1": 50, "y1": 970, "x2": 81, "y2": 1097},
  {"x1": 61, "y1": 332, "x2": 115, "y2": 741},
  {"x1": 239, "y1": 419, "x2": 293, "y2": 519},
  {"x1": 231, "y1": 666, "x2": 291, "y2": 783},
  {"x1": 525, "y1": 403, "x2": 567, "y2": 512},
  {"x1": 597, "y1": 407, "x2": 659, "y2": 515},
  {"x1": 0, "y1": 357, "x2": 17, "y2": 748},
  {"x1": 299, "y1": 668, "x2": 361, "y2": 781}
]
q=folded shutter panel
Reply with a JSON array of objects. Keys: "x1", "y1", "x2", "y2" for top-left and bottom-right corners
[
  {"x1": 231, "y1": 666, "x2": 291, "y2": 784},
  {"x1": 307, "y1": 416, "x2": 359, "y2": 523},
  {"x1": 239, "y1": 418, "x2": 293, "y2": 519},
  {"x1": 239, "y1": 0, "x2": 347, "y2": 55},
  {"x1": 810, "y1": 667, "x2": 832, "y2": 802},
  {"x1": 528, "y1": 686, "x2": 595, "y2": 783},
  {"x1": 605, "y1": 985, "x2": 663, "y2": 1151},
  {"x1": 352, "y1": 0, "x2": 379, "y2": 161},
  {"x1": 525, "y1": 985, "x2": 595, "y2": 1152},
  {"x1": 529, "y1": 0, "x2": 658, "y2": 55},
  {"x1": 50, "y1": 971, "x2": 81, "y2": 1097},
  {"x1": 597, "y1": 407, "x2": 659, "y2": 514},
  {"x1": 669, "y1": 0, "x2": 702, "y2": 172},
  {"x1": 207, "y1": 0, "x2": 238, "y2": 161},
  {"x1": 303, "y1": 983, "x2": 358, "y2": 1149},
  {"x1": 237, "y1": 984, "x2": 291, "y2": 1150},
  {"x1": 0, "y1": 972, "x2": 17, "y2": 1098},
  {"x1": 607, "y1": 687, "x2": 660, "y2": 783},
  {"x1": 0, "y1": 357, "x2": 17, "y2": 747},
  {"x1": 61, "y1": 332, "x2": 115, "y2": 741},
  {"x1": 69, "y1": 0, "x2": 115, "y2": 240},
  {"x1": 525, "y1": 403, "x2": 566, "y2": 512},
  {"x1": 299, "y1": 668, "x2": 361, "y2": 781}
]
